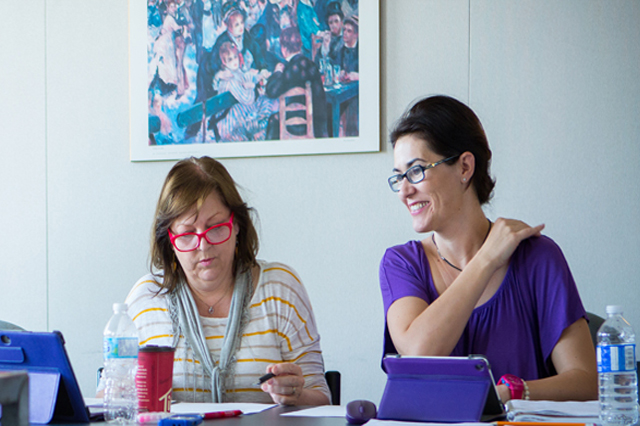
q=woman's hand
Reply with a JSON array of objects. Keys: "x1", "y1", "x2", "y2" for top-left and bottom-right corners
[
  {"x1": 259, "y1": 69, "x2": 272, "y2": 80},
  {"x1": 343, "y1": 71, "x2": 359, "y2": 82},
  {"x1": 496, "y1": 383, "x2": 511, "y2": 403},
  {"x1": 322, "y1": 31, "x2": 331, "y2": 49},
  {"x1": 260, "y1": 363, "x2": 305, "y2": 405},
  {"x1": 478, "y1": 218, "x2": 545, "y2": 271}
]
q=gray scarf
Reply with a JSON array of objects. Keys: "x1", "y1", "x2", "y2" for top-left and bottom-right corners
[{"x1": 167, "y1": 269, "x2": 251, "y2": 402}]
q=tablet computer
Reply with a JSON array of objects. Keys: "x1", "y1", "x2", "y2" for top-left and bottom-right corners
[
  {"x1": 378, "y1": 354, "x2": 506, "y2": 423},
  {"x1": 0, "y1": 330, "x2": 95, "y2": 423}
]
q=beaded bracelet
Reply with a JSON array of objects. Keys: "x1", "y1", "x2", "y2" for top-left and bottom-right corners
[{"x1": 522, "y1": 379, "x2": 530, "y2": 400}]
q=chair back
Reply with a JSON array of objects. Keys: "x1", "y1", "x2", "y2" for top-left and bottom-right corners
[
  {"x1": 0, "y1": 371, "x2": 29, "y2": 426},
  {"x1": 279, "y1": 82, "x2": 314, "y2": 139},
  {"x1": 325, "y1": 370, "x2": 341, "y2": 405},
  {"x1": 0, "y1": 320, "x2": 24, "y2": 331},
  {"x1": 586, "y1": 311, "x2": 605, "y2": 349}
]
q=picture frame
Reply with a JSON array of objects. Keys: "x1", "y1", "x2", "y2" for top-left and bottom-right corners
[{"x1": 129, "y1": 0, "x2": 380, "y2": 161}]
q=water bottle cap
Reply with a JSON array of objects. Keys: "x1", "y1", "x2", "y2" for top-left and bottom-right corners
[
  {"x1": 112, "y1": 303, "x2": 128, "y2": 313},
  {"x1": 605, "y1": 305, "x2": 623, "y2": 315}
]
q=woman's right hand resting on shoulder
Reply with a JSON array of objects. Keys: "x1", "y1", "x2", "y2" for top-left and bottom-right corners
[{"x1": 386, "y1": 218, "x2": 544, "y2": 357}]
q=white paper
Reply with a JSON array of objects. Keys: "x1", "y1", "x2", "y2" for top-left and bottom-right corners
[
  {"x1": 280, "y1": 405, "x2": 346, "y2": 417},
  {"x1": 83, "y1": 397, "x2": 104, "y2": 408},
  {"x1": 281, "y1": 408, "x2": 486, "y2": 426},
  {"x1": 506, "y1": 400, "x2": 600, "y2": 418},
  {"x1": 83, "y1": 397, "x2": 105, "y2": 416},
  {"x1": 506, "y1": 400, "x2": 600, "y2": 422},
  {"x1": 171, "y1": 402, "x2": 277, "y2": 415},
  {"x1": 367, "y1": 420, "x2": 485, "y2": 426}
]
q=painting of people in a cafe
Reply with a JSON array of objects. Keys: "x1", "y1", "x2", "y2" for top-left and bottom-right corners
[{"x1": 146, "y1": 0, "x2": 360, "y2": 145}]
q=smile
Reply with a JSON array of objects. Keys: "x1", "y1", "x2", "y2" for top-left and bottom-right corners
[{"x1": 409, "y1": 202, "x2": 428, "y2": 215}]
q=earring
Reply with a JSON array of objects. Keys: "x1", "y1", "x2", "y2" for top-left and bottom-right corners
[{"x1": 462, "y1": 178, "x2": 467, "y2": 182}]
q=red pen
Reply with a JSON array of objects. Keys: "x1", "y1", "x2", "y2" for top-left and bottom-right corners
[{"x1": 202, "y1": 410, "x2": 243, "y2": 420}]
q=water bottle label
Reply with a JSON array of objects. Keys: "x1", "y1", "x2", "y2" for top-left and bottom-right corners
[
  {"x1": 103, "y1": 337, "x2": 139, "y2": 359},
  {"x1": 597, "y1": 343, "x2": 636, "y2": 372}
]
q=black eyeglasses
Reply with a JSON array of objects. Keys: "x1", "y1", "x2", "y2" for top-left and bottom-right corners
[{"x1": 388, "y1": 155, "x2": 459, "y2": 192}]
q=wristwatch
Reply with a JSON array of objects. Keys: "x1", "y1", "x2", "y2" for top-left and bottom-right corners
[{"x1": 498, "y1": 374, "x2": 530, "y2": 400}]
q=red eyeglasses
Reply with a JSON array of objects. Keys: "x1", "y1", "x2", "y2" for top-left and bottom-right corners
[{"x1": 168, "y1": 212, "x2": 234, "y2": 252}]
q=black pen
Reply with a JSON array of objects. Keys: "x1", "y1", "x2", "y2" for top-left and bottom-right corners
[{"x1": 256, "y1": 372, "x2": 276, "y2": 385}]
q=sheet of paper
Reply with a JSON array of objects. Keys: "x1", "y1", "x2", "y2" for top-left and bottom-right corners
[
  {"x1": 171, "y1": 402, "x2": 277, "y2": 415},
  {"x1": 506, "y1": 400, "x2": 600, "y2": 419},
  {"x1": 83, "y1": 397, "x2": 104, "y2": 408},
  {"x1": 367, "y1": 420, "x2": 485, "y2": 426},
  {"x1": 281, "y1": 408, "x2": 487, "y2": 426},
  {"x1": 280, "y1": 405, "x2": 346, "y2": 417},
  {"x1": 83, "y1": 397, "x2": 105, "y2": 416}
]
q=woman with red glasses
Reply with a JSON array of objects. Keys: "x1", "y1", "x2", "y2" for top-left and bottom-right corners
[
  {"x1": 380, "y1": 95, "x2": 597, "y2": 403},
  {"x1": 109, "y1": 156, "x2": 330, "y2": 405}
]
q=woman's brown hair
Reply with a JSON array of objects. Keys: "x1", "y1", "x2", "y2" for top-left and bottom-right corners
[{"x1": 150, "y1": 157, "x2": 259, "y2": 293}]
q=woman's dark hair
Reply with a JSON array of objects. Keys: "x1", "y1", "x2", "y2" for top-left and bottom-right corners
[
  {"x1": 223, "y1": 1, "x2": 246, "y2": 26},
  {"x1": 390, "y1": 95, "x2": 496, "y2": 204},
  {"x1": 150, "y1": 156, "x2": 259, "y2": 293}
]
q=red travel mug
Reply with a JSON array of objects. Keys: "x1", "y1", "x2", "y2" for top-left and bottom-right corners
[{"x1": 136, "y1": 346, "x2": 174, "y2": 412}]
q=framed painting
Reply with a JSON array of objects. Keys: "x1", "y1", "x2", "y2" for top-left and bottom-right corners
[{"x1": 129, "y1": 0, "x2": 380, "y2": 161}]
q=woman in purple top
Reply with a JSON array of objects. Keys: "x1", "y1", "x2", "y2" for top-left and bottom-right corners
[{"x1": 380, "y1": 95, "x2": 597, "y2": 403}]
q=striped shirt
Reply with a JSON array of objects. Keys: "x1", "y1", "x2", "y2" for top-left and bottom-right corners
[{"x1": 124, "y1": 260, "x2": 330, "y2": 403}]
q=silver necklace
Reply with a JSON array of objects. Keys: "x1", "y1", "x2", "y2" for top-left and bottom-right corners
[
  {"x1": 192, "y1": 285, "x2": 232, "y2": 315},
  {"x1": 432, "y1": 219, "x2": 492, "y2": 272}
]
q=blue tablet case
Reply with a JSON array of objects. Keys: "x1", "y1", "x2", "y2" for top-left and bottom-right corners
[
  {"x1": 378, "y1": 355, "x2": 506, "y2": 423},
  {"x1": 0, "y1": 330, "x2": 92, "y2": 424}
]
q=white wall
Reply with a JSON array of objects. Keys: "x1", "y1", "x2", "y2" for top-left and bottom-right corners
[{"x1": 1, "y1": 0, "x2": 638, "y2": 403}]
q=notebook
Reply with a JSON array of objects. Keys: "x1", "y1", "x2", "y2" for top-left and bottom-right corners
[
  {"x1": 0, "y1": 329, "x2": 100, "y2": 423},
  {"x1": 378, "y1": 354, "x2": 506, "y2": 423}
]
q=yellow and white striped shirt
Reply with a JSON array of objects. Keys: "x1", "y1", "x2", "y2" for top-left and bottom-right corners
[{"x1": 124, "y1": 260, "x2": 330, "y2": 403}]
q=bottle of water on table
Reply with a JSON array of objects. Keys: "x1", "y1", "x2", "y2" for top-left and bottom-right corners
[
  {"x1": 103, "y1": 302, "x2": 139, "y2": 424},
  {"x1": 597, "y1": 305, "x2": 639, "y2": 426}
]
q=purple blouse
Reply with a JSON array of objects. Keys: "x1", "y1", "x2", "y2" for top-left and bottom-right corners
[{"x1": 379, "y1": 235, "x2": 586, "y2": 380}]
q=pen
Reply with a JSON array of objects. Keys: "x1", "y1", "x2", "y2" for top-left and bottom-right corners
[
  {"x1": 202, "y1": 410, "x2": 243, "y2": 419},
  {"x1": 495, "y1": 422, "x2": 587, "y2": 426},
  {"x1": 256, "y1": 372, "x2": 276, "y2": 385}
]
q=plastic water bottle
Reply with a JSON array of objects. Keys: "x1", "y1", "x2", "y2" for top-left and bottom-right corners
[
  {"x1": 103, "y1": 303, "x2": 139, "y2": 424},
  {"x1": 597, "y1": 305, "x2": 639, "y2": 426}
]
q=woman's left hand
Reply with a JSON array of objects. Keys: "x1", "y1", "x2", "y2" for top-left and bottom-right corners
[
  {"x1": 496, "y1": 383, "x2": 511, "y2": 403},
  {"x1": 260, "y1": 363, "x2": 305, "y2": 405}
]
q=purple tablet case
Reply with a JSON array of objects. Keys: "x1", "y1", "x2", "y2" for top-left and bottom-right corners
[
  {"x1": 0, "y1": 330, "x2": 91, "y2": 423},
  {"x1": 378, "y1": 355, "x2": 506, "y2": 423}
]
